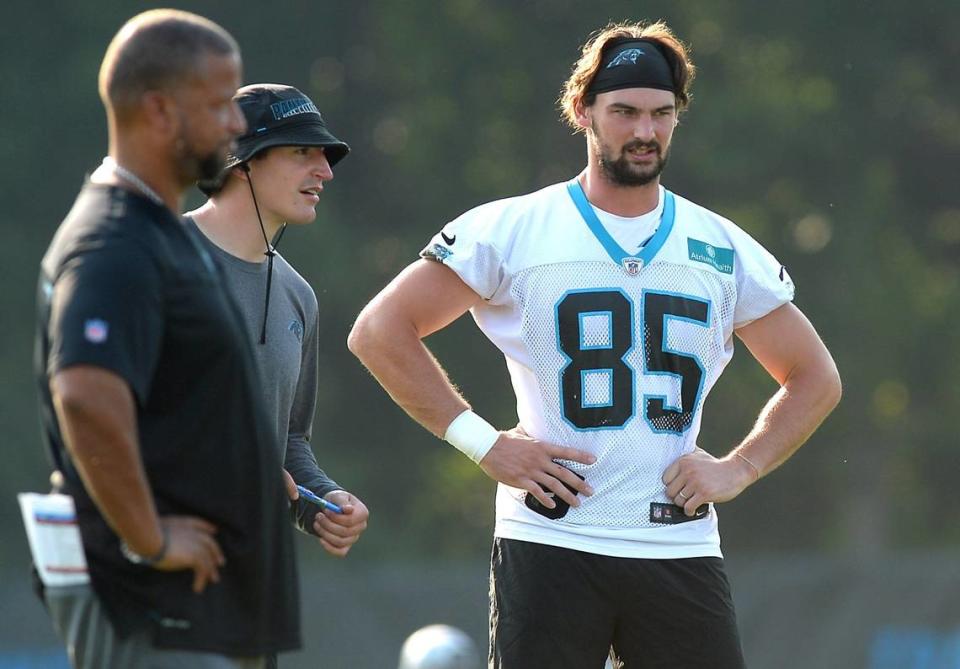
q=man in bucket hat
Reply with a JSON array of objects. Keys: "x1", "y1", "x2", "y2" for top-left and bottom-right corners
[
  {"x1": 185, "y1": 84, "x2": 369, "y2": 567},
  {"x1": 36, "y1": 13, "x2": 303, "y2": 668}
]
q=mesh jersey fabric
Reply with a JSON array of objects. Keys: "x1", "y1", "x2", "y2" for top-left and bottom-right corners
[{"x1": 421, "y1": 180, "x2": 794, "y2": 558}]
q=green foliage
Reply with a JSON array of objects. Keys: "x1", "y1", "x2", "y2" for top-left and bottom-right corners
[{"x1": 3, "y1": 0, "x2": 958, "y2": 563}]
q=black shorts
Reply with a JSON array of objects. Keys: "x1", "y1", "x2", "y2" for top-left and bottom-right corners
[{"x1": 489, "y1": 538, "x2": 745, "y2": 669}]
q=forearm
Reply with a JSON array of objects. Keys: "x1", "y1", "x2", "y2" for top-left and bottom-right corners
[
  {"x1": 732, "y1": 362, "x2": 841, "y2": 477},
  {"x1": 350, "y1": 315, "x2": 469, "y2": 437},
  {"x1": 285, "y1": 437, "x2": 340, "y2": 497},
  {"x1": 350, "y1": 259, "x2": 487, "y2": 437},
  {"x1": 52, "y1": 370, "x2": 163, "y2": 555}
]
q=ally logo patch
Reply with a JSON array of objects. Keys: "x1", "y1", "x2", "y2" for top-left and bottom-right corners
[{"x1": 687, "y1": 238, "x2": 734, "y2": 274}]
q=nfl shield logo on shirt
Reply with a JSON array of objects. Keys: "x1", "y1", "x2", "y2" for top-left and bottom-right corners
[
  {"x1": 621, "y1": 257, "x2": 643, "y2": 276},
  {"x1": 83, "y1": 318, "x2": 109, "y2": 344}
]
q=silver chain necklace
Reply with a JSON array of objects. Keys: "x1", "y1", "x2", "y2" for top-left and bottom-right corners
[{"x1": 101, "y1": 157, "x2": 165, "y2": 207}]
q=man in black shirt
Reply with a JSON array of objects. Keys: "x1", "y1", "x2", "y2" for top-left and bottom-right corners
[{"x1": 35, "y1": 10, "x2": 300, "y2": 667}]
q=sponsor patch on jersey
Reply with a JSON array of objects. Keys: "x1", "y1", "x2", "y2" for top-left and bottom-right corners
[
  {"x1": 422, "y1": 243, "x2": 453, "y2": 263},
  {"x1": 83, "y1": 318, "x2": 109, "y2": 344},
  {"x1": 687, "y1": 238, "x2": 734, "y2": 274},
  {"x1": 649, "y1": 502, "x2": 709, "y2": 524}
]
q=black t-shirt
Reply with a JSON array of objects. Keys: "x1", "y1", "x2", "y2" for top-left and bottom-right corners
[{"x1": 35, "y1": 182, "x2": 300, "y2": 655}]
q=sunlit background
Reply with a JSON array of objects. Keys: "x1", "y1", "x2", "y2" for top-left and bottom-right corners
[{"x1": 1, "y1": 1, "x2": 957, "y2": 666}]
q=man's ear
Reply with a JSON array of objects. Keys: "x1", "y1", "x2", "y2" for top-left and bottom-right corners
[
  {"x1": 140, "y1": 90, "x2": 178, "y2": 140},
  {"x1": 574, "y1": 97, "x2": 592, "y2": 130}
]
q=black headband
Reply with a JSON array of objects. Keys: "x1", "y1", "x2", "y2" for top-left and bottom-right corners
[{"x1": 586, "y1": 38, "x2": 677, "y2": 96}]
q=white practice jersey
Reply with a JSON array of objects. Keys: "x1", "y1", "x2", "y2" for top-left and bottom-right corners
[{"x1": 421, "y1": 180, "x2": 794, "y2": 559}]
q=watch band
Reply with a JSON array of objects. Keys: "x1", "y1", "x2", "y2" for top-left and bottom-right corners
[{"x1": 119, "y1": 527, "x2": 168, "y2": 566}]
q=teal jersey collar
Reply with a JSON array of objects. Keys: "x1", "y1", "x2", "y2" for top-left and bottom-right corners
[{"x1": 566, "y1": 179, "x2": 675, "y2": 274}]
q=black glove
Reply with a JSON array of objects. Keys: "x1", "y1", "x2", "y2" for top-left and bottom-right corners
[{"x1": 290, "y1": 495, "x2": 323, "y2": 537}]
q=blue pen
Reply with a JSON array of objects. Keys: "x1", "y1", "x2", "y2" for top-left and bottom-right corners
[{"x1": 296, "y1": 484, "x2": 343, "y2": 514}]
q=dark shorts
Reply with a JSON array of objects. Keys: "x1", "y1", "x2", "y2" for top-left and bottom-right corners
[{"x1": 489, "y1": 538, "x2": 745, "y2": 669}]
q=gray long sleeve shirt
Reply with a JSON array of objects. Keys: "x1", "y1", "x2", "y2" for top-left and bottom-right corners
[{"x1": 185, "y1": 218, "x2": 339, "y2": 501}]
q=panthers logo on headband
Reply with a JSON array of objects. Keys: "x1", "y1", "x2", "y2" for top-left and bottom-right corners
[{"x1": 607, "y1": 48, "x2": 646, "y2": 68}]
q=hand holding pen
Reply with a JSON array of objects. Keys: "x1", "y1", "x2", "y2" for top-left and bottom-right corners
[{"x1": 295, "y1": 484, "x2": 343, "y2": 514}]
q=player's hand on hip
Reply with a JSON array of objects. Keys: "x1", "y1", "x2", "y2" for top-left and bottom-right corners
[
  {"x1": 662, "y1": 447, "x2": 756, "y2": 516},
  {"x1": 479, "y1": 427, "x2": 595, "y2": 510},
  {"x1": 154, "y1": 515, "x2": 225, "y2": 593},
  {"x1": 313, "y1": 491, "x2": 369, "y2": 559}
]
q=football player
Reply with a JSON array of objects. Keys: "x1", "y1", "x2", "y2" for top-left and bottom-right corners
[{"x1": 349, "y1": 20, "x2": 840, "y2": 668}]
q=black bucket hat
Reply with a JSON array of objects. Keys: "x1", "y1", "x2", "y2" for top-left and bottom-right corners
[{"x1": 225, "y1": 83, "x2": 350, "y2": 170}]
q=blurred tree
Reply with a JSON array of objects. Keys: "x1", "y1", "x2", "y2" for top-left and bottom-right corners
[{"x1": 2, "y1": 0, "x2": 958, "y2": 569}]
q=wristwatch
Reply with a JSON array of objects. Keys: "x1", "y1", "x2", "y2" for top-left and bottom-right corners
[{"x1": 120, "y1": 528, "x2": 168, "y2": 566}]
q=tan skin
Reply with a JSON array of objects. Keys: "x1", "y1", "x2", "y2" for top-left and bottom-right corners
[
  {"x1": 349, "y1": 260, "x2": 596, "y2": 510},
  {"x1": 189, "y1": 147, "x2": 370, "y2": 557},
  {"x1": 349, "y1": 86, "x2": 841, "y2": 515},
  {"x1": 574, "y1": 87, "x2": 679, "y2": 216},
  {"x1": 101, "y1": 51, "x2": 247, "y2": 212},
  {"x1": 280, "y1": 472, "x2": 367, "y2": 558},
  {"x1": 52, "y1": 369, "x2": 225, "y2": 592},
  {"x1": 663, "y1": 301, "x2": 841, "y2": 515},
  {"x1": 190, "y1": 146, "x2": 334, "y2": 261},
  {"x1": 52, "y1": 51, "x2": 247, "y2": 593}
]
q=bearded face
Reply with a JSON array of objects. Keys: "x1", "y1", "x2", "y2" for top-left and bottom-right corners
[{"x1": 590, "y1": 116, "x2": 670, "y2": 187}]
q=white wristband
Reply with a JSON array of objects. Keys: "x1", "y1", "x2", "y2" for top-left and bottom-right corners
[{"x1": 444, "y1": 410, "x2": 500, "y2": 464}]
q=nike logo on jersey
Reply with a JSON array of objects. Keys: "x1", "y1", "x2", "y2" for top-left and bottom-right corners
[
  {"x1": 649, "y1": 502, "x2": 709, "y2": 524},
  {"x1": 441, "y1": 231, "x2": 456, "y2": 245}
]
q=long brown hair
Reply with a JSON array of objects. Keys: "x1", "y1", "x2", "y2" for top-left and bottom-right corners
[{"x1": 559, "y1": 20, "x2": 696, "y2": 132}]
